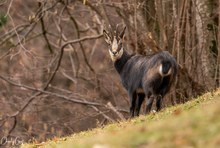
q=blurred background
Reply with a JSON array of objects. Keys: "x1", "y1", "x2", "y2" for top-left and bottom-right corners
[{"x1": 0, "y1": 0, "x2": 219, "y2": 143}]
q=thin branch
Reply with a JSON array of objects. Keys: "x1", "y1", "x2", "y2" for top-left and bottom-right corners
[
  {"x1": 5, "y1": 0, "x2": 13, "y2": 16},
  {"x1": 91, "y1": 106, "x2": 114, "y2": 122},
  {"x1": 106, "y1": 102, "x2": 126, "y2": 121},
  {"x1": 61, "y1": 34, "x2": 103, "y2": 47},
  {"x1": 63, "y1": 4, "x2": 96, "y2": 73},
  {"x1": 53, "y1": 11, "x2": 80, "y2": 77},
  {"x1": 7, "y1": 116, "x2": 17, "y2": 136},
  {"x1": 0, "y1": 23, "x2": 30, "y2": 46},
  {"x1": 60, "y1": 70, "x2": 77, "y2": 84},
  {"x1": 0, "y1": 0, "x2": 7, "y2": 6},
  {"x1": 38, "y1": 2, "x2": 53, "y2": 53},
  {"x1": 0, "y1": 75, "x2": 101, "y2": 107}
]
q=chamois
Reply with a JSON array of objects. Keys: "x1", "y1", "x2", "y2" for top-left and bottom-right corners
[{"x1": 103, "y1": 26, "x2": 178, "y2": 117}]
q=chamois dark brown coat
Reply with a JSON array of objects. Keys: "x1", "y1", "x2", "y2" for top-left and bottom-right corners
[{"x1": 103, "y1": 26, "x2": 178, "y2": 117}]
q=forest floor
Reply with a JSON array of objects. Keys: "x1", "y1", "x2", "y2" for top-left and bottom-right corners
[{"x1": 21, "y1": 88, "x2": 220, "y2": 148}]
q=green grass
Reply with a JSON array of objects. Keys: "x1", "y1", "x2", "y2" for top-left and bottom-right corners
[{"x1": 21, "y1": 89, "x2": 220, "y2": 148}]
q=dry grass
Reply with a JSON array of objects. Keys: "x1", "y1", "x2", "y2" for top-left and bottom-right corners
[{"x1": 21, "y1": 88, "x2": 220, "y2": 148}]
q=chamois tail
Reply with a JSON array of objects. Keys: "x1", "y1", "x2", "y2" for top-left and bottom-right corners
[{"x1": 159, "y1": 60, "x2": 172, "y2": 76}]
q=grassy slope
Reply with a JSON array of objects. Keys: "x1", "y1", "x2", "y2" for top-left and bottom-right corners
[{"x1": 22, "y1": 89, "x2": 220, "y2": 148}]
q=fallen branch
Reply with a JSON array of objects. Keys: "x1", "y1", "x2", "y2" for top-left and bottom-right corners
[
  {"x1": 106, "y1": 102, "x2": 126, "y2": 121},
  {"x1": 91, "y1": 106, "x2": 114, "y2": 122}
]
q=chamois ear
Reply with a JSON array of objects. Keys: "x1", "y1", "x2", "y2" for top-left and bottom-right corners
[
  {"x1": 103, "y1": 30, "x2": 112, "y2": 45},
  {"x1": 119, "y1": 26, "x2": 126, "y2": 39}
]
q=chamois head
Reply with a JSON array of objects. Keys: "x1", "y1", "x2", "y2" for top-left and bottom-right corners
[{"x1": 103, "y1": 25, "x2": 126, "y2": 62}]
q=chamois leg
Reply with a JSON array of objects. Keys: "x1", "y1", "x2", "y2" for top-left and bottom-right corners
[
  {"x1": 145, "y1": 96, "x2": 154, "y2": 114},
  {"x1": 135, "y1": 93, "x2": 145, "y2": 116},
  {"x1": 129, "y1": 91, "x2": 137, "y2": 118},
  {"x1": 156, "y1": 95, "x2": 162, "y2": 112}
]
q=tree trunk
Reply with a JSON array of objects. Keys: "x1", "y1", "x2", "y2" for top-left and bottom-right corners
[{"x1": 195, "y1": 0, "x2": 215, "y2": 88}]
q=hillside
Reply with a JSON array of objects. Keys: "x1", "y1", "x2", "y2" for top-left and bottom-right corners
[
  {"x1": 22, "y1": 88, "x2": 220, "y2": 148},
  {"x1": 1, "y1": 1, "x2": 219, "y2": 144}
]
